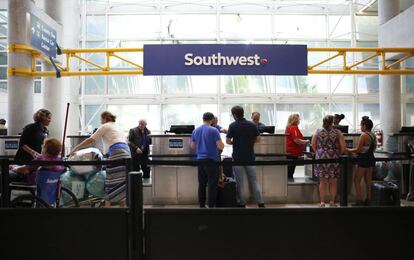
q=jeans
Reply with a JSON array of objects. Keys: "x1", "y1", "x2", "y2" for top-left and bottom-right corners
[
  {"x1": 233, "y1": 165, "x2": 264, "y2": 205},
  {"x1": 197, "y1": 159, "x2": 220, "y2": 208}
]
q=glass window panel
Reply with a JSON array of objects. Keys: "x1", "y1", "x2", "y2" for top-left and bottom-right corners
[
  {"x1": 331, "y1": 103, "x2": 354, "y2": 131},
  {"x1": 84, "y1": 105, "x2": 106, "y2": 131},
  {"x1": 331, "y1": 75, "x2": 353, "y2": 94},
  {"x1": 85, "y1": 41, "x2": 106, "y2": 69},
  {"x1": 0, "y1": 11, "x2": 7, "y2": 23},
  {"x1": 355, "y1": 16, "x2": 378, "y2": 41},
  {"x1": 275, "y1": 15, "x2": 326, "y2": 39},
  {"x1": 162, "y1": 104, "x2": 217, "y2": 130},
  {"x1": 108, "y1": 41, "x2": 144, "y2": 68},
  {"x1": 85, "y1": 75, "x2": 105, "y2": 94},
  {"x1": 221, "y1": 14, "x2": 272, "y2": 39},
  {"x1": 0, "y1": 67, "x2": 6, "y2": 80},
  {"x1": 189, "y1": 76, "x2": 217, "y2": 94},
  {"x1": 34, "y1": 81, "x2": 41, "y2": 94},
  {"x1": 0, "y1": 39, "x2": 7, "y2": 50},
  {"x1": 221, "y1": 76, "x2": 270, "y2": 94},
  {"x1": 220, "y1": 103, "x2": 274, "y2": 130},
  {"x1": 0, "y1": 24, "x2": 7, "y2": 37},
  {"x1": 0, "y1": 52, "x2": 6, "y2": 65},
  {"x1": 86, "y1": 15, "x2": 106, "y2": 40},
  {"x1": 109, "y1": 15, "x2": 160, "y2": 39},
  {"x1": 276, "y1": 75, "x2": 328, "y2": 94},
  {"x1": 357, "y1": 75, "x2": 379, "y2": 93},
  {"x1": 161, "y1": 76, "x2": 189, "y2": 94},
  {"x1": 328, "y1": 15, "x2": 351, "y2": 40},
  {"x1": 406, "y1": 103, "x2": 414, "y2": 126},
  {"x1": 276, "y1": 103, "x2": 329, "y2": 136},
  {"x1": 107, "y1": 105, "x2": 161, "y2": 132},
  {"x1": 162, "y1": 15, "x2": 216, "y2": 38},
  {"x1": 108, "y1": 75, "x2": 158, "y2": 94},
  {"x1": 407, "y1": 76, "x2": 414, "y2": 93},
  {"x1": 357, "y1": 103, "x2": 380, "y2": 129},
  {"x1": 0, "y1": 81, "x2": 6, "y2": 93}
]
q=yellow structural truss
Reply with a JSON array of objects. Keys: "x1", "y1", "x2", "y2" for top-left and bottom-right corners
[{"x1": 7, "y1": 43, "x2": 414, "y2": 77}]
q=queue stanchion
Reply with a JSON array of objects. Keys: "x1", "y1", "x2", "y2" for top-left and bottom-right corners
[
  {"x1": 128, "y1": 171, "x2": 143, "y2": 260},
  {"x1": 1, "y1": 158, "x2": 10, "y2": 207},
  {"x1": 340, "y1": 155, "x2": 349, "y2": 207}
]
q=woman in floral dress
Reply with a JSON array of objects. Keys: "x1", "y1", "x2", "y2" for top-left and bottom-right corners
[{"x1": 311, "y1": 115, "x2": 346, "y2": 207}]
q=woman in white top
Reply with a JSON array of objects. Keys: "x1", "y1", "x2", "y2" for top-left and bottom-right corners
[{"x1": 71, "y1": 111, "x2": 131, "y2": 207}]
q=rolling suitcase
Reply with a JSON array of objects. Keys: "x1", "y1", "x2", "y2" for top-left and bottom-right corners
[
  {"x1": 370, "y1": 181, "x2": 400, "y2": 206},
  {"x1": 216, "y1": 178, "x2": 237, "y2": 207}
]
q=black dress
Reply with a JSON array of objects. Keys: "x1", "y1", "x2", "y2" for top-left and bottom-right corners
[{"x1": 14, "y1": 122, "x2": 49, "y2": 162}]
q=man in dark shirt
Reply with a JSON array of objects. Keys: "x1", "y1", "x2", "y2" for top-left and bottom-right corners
[
  {"x1": 251, "y1": 112, "x2": 265, "y2": 133},
  {"x1": 128, "y1": 119, "x2": 151, "y2": 179},
  {"x1": 191, "y1": 112, "x2": 224, "y2": 208},
  {"x1": 226, "y1": 106, "x2": 265, "y2": 208}
]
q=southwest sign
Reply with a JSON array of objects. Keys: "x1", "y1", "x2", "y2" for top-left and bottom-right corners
[
  {"x1": 29, "y1": 13, "x2": 57, "y2": 58},
  {"x1": 144, "y1": 44, "x2": 307, "y2": 75}
]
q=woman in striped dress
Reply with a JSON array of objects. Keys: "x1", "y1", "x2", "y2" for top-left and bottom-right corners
[
  {"x1": 311, "y1": 115, "x2": 346, "y2": 207},
  {"x1": 70, "y1": 111, "x2": 131, "y2": 207}
]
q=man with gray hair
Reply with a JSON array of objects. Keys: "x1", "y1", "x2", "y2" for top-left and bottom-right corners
[{"x1": 128, "y1": 119, "x2": 151, "y2": 178}]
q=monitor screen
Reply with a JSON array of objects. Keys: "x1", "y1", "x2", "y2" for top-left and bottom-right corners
[
  {"x1": 345, "y1": 139, "x2": 353, "y2": 149},
  {"x1": 260, "y1": 126, "x2": 275, "y2": 134},
  {"x1": 334, "y1": 125, "x2": 349, "y2": 134},
  {"x1": 0, "y1": 128, "x2": 7, "y2": 135},
  {"x1": 5, "y1": 140, "x2": 19, "y2": 150},
  {"x1": 168, "y1": 138, "x2": 184, "y2": 149},
  {"x1": 169, "y1": 125, "x2": 195, "y2": 134}
]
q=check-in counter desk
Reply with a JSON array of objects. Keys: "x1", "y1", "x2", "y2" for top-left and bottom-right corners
[
  {"x1": 0, "y1": 135, "x2": 20, "y2": 158},
  {"x1": 149, "y1": 134, "x2": 287, "y2": 205},
  {"x1": 67, "y1": 135, "x2": 104, "y2": 154}
]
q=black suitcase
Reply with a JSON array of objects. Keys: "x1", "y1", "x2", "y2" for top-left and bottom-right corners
[
  {"x1": 222, "y1": 157, "x2": 234, "y2": 177},
  {"x1": 216, "y1": 178, "x2": 237, "y2": 207},
  {"x1": 370, "y1": 181, "x2": 400, "y2": 206}
]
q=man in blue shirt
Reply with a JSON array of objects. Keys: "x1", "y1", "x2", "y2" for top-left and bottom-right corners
[
  {"x1": 227, "y1": 106, "x2": 265, "y2": 208},
  {"x1": 191, "y1": 112, "x2": 225, "y2": 208}
]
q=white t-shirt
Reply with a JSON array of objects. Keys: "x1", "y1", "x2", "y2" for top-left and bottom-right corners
[{"x1": 90, "y1": 122, "x2": 126, "y2": 154}]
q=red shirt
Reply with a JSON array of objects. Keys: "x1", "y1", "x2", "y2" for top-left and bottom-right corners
[{"x1": 285, "y1": 125, "x2": 304, "y2": 157}]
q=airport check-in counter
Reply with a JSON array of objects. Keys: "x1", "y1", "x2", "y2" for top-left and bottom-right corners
[
  {"x1": 149, "y1": 134, "x2": 287, "y2": 205},
  {"x1": 67, "y1": 135, "x2": 104, "y2": 154},
  {"x1": 0, "y1": 135, "x2": 20, "y2": 158}
]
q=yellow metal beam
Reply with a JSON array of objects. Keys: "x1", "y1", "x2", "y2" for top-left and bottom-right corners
[{"x1": 7, "y1": 44, "x2": 414, "y2": 77}]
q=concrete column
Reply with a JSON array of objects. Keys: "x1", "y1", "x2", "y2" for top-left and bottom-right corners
[
  {"x1": 42, "y1": 0, "x2": 63, "y2": 139},
  {"x1": 378, "y1": 0, "x2": 400, "y2": 151},
  {"x1": 7, "y1": 0, "x2": 34, "y2": 135},
  {"x1": 41, "y1": 0, "x2": 81, "y2": 138}
]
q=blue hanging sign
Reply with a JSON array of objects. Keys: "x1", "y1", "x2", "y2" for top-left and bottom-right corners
[
  {"x1": 29, "y1": 13, "x2": 57, "y2": 58},
  {"x1": 143, "y1": 44, "x2": 307, "y2": 76}
]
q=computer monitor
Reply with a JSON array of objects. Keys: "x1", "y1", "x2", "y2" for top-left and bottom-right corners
[
  {"x1": 260, "y1": 126, "x2": 275, "y2": 134},
  {"x1": 0, "y1": 128, "x2": 7, "y2": 135},
  {"x1": 345, "y1": 139, "x2": 354, "y2": 149},
  {"x1": 334, "y1": 125, "x2": 349, "y2": 134},
  {"x1": 168, "y1": 125, "x2": 195, "y2": 134},
  {"x1": 400, "y1": 126, "x2": 414, "y2": 133}
]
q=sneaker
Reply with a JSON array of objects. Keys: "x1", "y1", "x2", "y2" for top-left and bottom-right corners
[
  {"x1": 319, "y1": 203, "x2": 326, "y2": 208},
  {"x1": 258, "y1": 203, "x2": 265, "y2": 208}
]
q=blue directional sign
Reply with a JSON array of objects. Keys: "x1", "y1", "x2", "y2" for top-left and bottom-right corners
[
  {"x1": 144, "y1": 44, "x2": 308, "y2": 76},
  {"x1": 29, "y1": 13, "x2": 57, "y2": 58}
]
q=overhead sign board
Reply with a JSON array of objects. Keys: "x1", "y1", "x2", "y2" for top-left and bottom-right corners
[
  {"x1": 29, "y1": 13, "x2": 57, "y2": 58},
  {"x1": 143, "y1": 44, "x2": 308, "y2": 76}
]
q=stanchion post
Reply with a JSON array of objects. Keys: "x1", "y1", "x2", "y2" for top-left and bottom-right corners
[
  {"x1": 340, "y1": 155, "x2": 349, "y2": 207},
  {"x1": 128, "y1": 171, "x2": 143, "y2": 260},
  {"x1": 1, "y1": 158, "x2": 10, "y2": 207}
]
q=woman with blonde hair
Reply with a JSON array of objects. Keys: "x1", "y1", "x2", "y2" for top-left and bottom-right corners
[
  {"x1": 311, "y1": 115, "x2": 346, "y2": 207},
  {"x1": 285, "y1": 114, "x2": 309, "y2": 180},
  {"x1": 71, "y1": 111, "x2": 130, "y2": 207}
]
